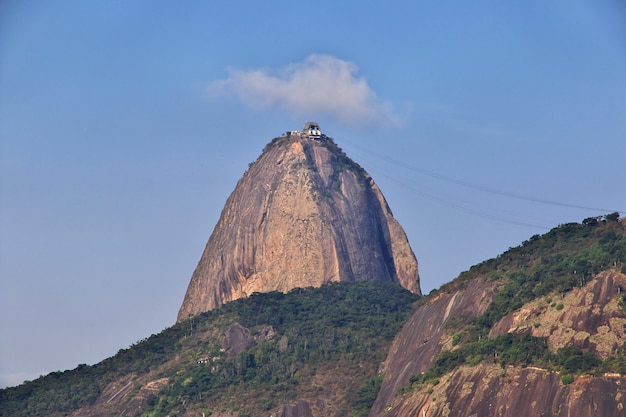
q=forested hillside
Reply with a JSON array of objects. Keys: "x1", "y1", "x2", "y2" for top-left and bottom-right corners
[
  {"x1": 421, "y1": 214, "x2": 626, "y2": 380},
  {"x1": 0, "y1": 281, "x2": 419, "y2": 417}
]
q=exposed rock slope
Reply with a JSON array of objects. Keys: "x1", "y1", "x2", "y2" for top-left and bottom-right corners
[
  {"x1": 371, "y1": 218, "x2": 626, "y2": 417},
  {"x1": 379, "y1": 363, "x2": 624, "y2": 417},
  {"x1": 371, "y1": 278, "x2": 497, "y2": 415},
  {"x1": 178, "y1": 133, "x2": 421, "y2": 321},
  {"x1": 373, "y1": 272, "x2": 626, "y2": 417}
]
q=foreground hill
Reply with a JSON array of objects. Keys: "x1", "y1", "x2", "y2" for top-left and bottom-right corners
[
  {"x1": 372, "y1": 215, "x2": 626, "y2": 417},
  {"x1": 1, "y1": 215, "x2": 625, "y2": 416},
  {"x1": 178, "y1": 128, "x2": 420, "y2": 321},
  {"x1": 0, "y1": 281, "x2": 419, "y2": 417}
]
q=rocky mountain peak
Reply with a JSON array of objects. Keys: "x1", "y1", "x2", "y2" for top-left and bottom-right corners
[{"x1": 177, "y1": 126, "x2": 421, "y2": 321}]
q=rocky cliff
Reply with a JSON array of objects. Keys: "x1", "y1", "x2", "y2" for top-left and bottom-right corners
[
  {"x1": 379, "y1": 363, "x2": 624, "y2": 417},
  {"x1": 372, "y1": 272, "x2": 626, "y2": 417},
  {"x1": 177, "y1": 132, "x2": 421, "y2": 321},
  {"x1": 371, "y1": 218, "x2": 626, "y2": 417},
  {"x1": 371, "y1": 278, "x2": 497, "y2": 415}
]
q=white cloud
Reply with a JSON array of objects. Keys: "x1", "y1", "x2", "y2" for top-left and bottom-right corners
[{"x1": 208, "y1": 54, "x2": 402, "y2": 127}]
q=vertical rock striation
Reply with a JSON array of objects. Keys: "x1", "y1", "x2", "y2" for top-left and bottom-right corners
[{"x1": 177, "y1": 132, "x2": 420, "y2": 321}]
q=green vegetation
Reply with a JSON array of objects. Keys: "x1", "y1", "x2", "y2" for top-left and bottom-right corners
[
  {"x1": 254, "y1": 134, "x2": 368, "y2": 195},
  {"x1": 409, "y1": 329, "x2": 616, "y2": 390},
  {"x1": 0, "y1": 322, "x2": 189, "y2": 417},
  {"x1": 351, "y1": 375, "x2": 384, "y2": 417},
  {"x1": 553, "y1": 346, "x2": 601, "y2": 374},
  {"x1": 601, "y1": 348, "x2": 626, "y2": 374},
  {"x1": 0, "y1": 365, "x2": 101, "y2": 416},
  {"x1": 261, "y1": 135, "x2": 294, "y2": 154},
  {"x1": 313, "y1": 136, "x2": 368, "y2": 192},
  {"x1": 410, "y1": 332, "x2": 550, "y2": 385},
  {"x1": 408, "y1": 215, "x2": 626, "y2": 390},
  {"x1": 450, "y1": 214, "x2": 626, "y2": 333},
  {"x1": 619, "y1": 294, "x2": 626, "y2": 313},
  {"x1": 144, "y1": 281, "x2": 418, "y2": 417},
  {"x1": 0, "y1": 281, "x2": 419, "y2": 417}
]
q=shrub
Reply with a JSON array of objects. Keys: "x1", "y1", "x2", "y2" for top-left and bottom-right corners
[
  {"x1": 554, "y1": 346, "x2": 601, "y2": 374},
  {"x1": 351, "y1": 375, "x2": 384, "y2": 417},
  {"x1": 471, "y1": 219, "x2": 626, "y2": 335}
]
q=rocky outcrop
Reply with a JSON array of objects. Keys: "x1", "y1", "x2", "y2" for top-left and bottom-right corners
[
  {"x1": 372, "y1": 271, "x2": 626, "y2": 417},
  {"x1": 371, "y1": 278, "x2": 497, "y2": 416},
  {"x1": 221, "y1": 322, "x2": 254, "y2": 360},
  {"x1": 490, "y1": 271, "x2": 626, "y2": 358},
  {"x1": 178, "y1": 133, "x2": 421, "y2": 321},
  {"x1": 277, "y1": 400, "x2": 315, "y2": 417},
  {"x1": 68, "y1": 377, "x2": 169, "y2": 417},
  {"x1": 379, "y1": 364, "x2": 626, "y2": 417}
]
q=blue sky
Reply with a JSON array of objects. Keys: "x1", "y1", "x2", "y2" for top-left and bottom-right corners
[{"x1": 1, "y1": 1, "x2": 625, "y2": 388}]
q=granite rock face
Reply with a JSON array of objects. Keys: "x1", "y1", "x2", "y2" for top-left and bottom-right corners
[
  {"x1": 378, "y1": 364, "x2": 625, "y2": 417},
  {"x1": 177, "y1": 133, "x2": 421, "y2": 321},
  {"x1": 371, "y1": 278, "x2": 497, "y2": 416},
  {"x1": 371, "y1": 271, "x2": 626, "y2": 417}
]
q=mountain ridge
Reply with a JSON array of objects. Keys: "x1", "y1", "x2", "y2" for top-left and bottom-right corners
[
  {"x1": 1, "y1": 216, "x2": 625, "y2": 416},
  {"x1": 371, "y1": 215, "x2": 626, "y2": 417},
  {"x1": 178, "y1": 129, "x2": 421, "y2": 321}
]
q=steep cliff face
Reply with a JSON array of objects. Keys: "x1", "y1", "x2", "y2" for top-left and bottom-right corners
[
  {"x1": 379, "y1": 364, "x2": 625, "y2": 417},
  {"x1": 372, "y1": 271, "x2": 626, "y2": 417},
  {"x1": 370, "y1": 278, "x2": 498, "y2": 416},
  {"x1": 178, "y1": 133, "x2": 420, "y2": 321}
]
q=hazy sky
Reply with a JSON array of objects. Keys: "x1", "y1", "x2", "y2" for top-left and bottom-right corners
[{"x1": 1, "y1": 1, "x2": 625, "y2": 388}]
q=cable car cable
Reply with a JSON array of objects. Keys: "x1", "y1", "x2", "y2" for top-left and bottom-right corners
[{"x1": 332, "y1": 134, "x2": 622, "y2": 215}]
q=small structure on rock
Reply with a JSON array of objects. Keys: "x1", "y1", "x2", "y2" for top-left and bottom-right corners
[{"x1": 303, "y1": 121, "x2": 322, "y2": 139}]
